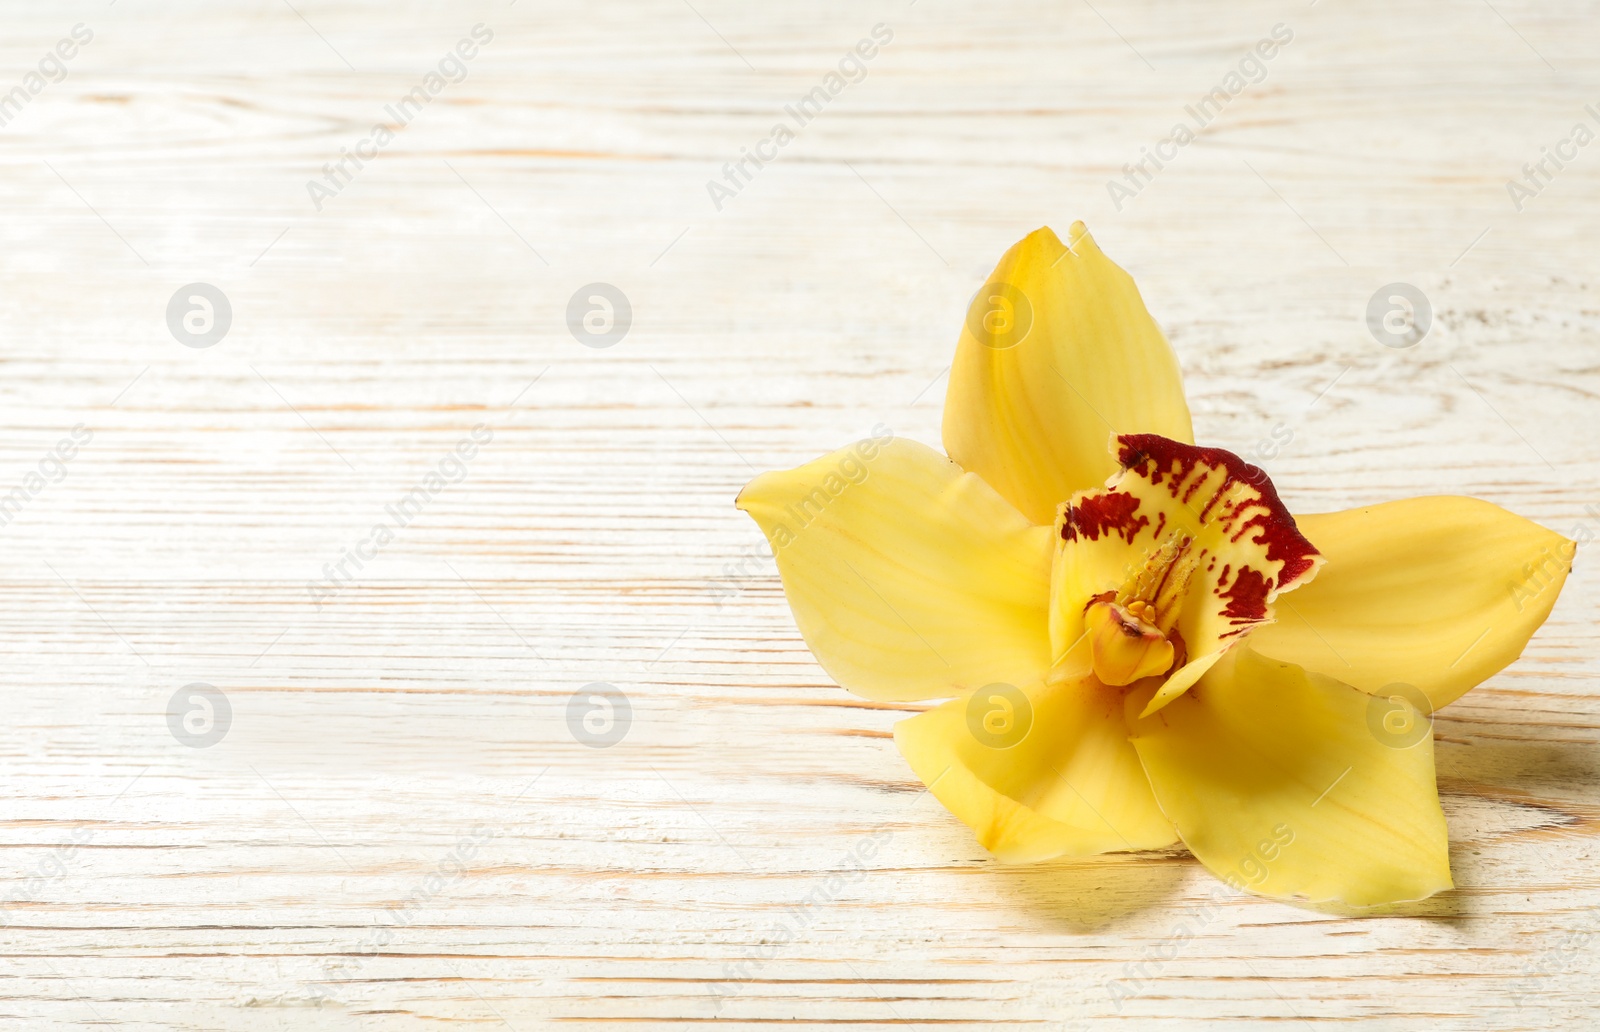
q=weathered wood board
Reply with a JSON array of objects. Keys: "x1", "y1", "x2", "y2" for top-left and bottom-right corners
[{"x1": 0, "y1": 0, "x2": 1596, "y2": 1027}]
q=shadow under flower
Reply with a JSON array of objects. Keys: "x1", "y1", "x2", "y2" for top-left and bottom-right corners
[{"x1": 987, "y1": 848, "x2": 1190, "y2": 933}]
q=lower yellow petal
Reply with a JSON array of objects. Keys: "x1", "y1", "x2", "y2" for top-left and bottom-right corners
[
  {"x1": 736, "y1": 436, "x2": 1053, "y2": 701},
  {"x1": 894, "y1": 678, "x2": 1177, "y2": 862},
  {"x1": 1249, "y1": 496, "x2": 1574, "y2": 711},
  {"x1": 1128, "y1": 648, "x2": 1452, "y2": 906}
]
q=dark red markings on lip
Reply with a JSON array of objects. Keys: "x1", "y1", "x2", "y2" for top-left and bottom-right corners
[
  {"x1": 1060, "y1": 490, "x2": 1148, "y2": 544},
  {"x1": 1114, "y1": 433, "x2": 1320, "y2": 588},
  {"x1": 1218, "y1": 565, "x2": 1273, "y2": 624}
]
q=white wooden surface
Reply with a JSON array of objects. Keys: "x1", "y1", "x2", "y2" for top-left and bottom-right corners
[{"x1": 1, "y1": 0, "x2": 1597, "y2": 1027}]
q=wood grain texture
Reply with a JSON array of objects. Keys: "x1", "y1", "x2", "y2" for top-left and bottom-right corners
[{"x1": 0, "y1": 0, "x2": 1596, "y2": 1027}]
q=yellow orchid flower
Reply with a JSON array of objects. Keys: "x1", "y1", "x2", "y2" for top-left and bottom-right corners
[{"x1": 735, "y1": 223, "x2": 1575, "y2": 907}]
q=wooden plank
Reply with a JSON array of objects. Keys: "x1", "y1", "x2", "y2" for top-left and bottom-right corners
[{"x1": 0, "y1": 0, "x2": 1595, "y2": 1027}]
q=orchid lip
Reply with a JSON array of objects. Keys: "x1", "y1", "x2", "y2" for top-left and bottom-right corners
[{"x1": 1049, "y1": 432, "x2": 1323, "y2": 712}]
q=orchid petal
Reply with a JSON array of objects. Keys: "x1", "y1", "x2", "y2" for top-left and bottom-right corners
[
  {"x1": 736, "y1": 437, "x2": 1053, "y2": 702},
  {"x1": 1249, "y1": 496, "x2": 1574, "y2": 711},
  {"x1": 1127, "y1": 648, "x2": 1452, "y2": 906},
  {"x1": 895, "y1": 677, "x2": 1178, "y2": 862},
  {"x1": 942, "y1": 224, "x2": 1194, "y2": 525}
]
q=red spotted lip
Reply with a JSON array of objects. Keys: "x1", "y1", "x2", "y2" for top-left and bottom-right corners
[
  {"x1": 1113, "y1": 432, "x2": 1321, "y2": 590},
  {"x1": 1059, "y1": 489, "x2": 1147, "y2": 544}
]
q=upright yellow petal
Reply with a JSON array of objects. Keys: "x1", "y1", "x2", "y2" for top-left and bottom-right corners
[
  {"x1": 1249, "y1": 496, "x2": 1574, "y2": 711},
  {"x1": 943, "y1": 223, "x2": 1194, "y2": 525},
  {"x1": 1128, "y1": 648, "x2": 1452, "y2": 907},
  {"x1": 895, "y1": 677, "x2": 1177, "y2": 862},
  {"x1": 736, "y1": 436, "x2": 1054, "y2": 702}
]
